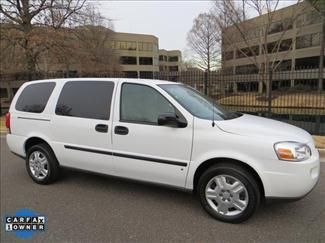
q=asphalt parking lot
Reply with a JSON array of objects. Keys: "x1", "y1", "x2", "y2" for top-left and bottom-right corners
[{"x1": 1, "y1": 137, "x2": 324, "y2": 242}]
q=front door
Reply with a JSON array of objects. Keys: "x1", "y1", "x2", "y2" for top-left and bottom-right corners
[{"x1": 112, "y1": 82, "x2": 193, "y2": 187}]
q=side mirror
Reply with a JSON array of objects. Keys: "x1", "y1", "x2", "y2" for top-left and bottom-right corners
[{"x1": 157, "y1": 113, "x2": 187, "y2": 128}]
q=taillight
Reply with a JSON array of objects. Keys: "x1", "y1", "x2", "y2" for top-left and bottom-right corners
[{"x1": 5, "y1": 112, "x2": 11, "y2": 133}]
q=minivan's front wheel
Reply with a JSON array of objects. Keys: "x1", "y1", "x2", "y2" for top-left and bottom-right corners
[
  {"x1": 26, "y1": 144, "x2": 60, "y2": 184},
  {"x1": 198, "y1": 164, "x2": 260, "y2": 223}
]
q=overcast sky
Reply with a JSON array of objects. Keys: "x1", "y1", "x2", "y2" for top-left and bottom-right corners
[{"x1": 98, "y1": 0, "x2": 297, "y2": 56}]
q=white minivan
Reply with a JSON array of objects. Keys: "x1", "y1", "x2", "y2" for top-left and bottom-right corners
[{"x1": 6, "y1": 78, "x2": 320, "y2": 223}]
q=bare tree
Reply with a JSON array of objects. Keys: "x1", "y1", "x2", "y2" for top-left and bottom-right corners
[
  {"x1": 43, "y1": 5, "x2": 120, "y2": 75},
  {"x1": 0, "y1": 0, "x2": 86, "y2": 76},
  {"x1": 214, "y1": 0, "x2": 307, "y2": 95},
  {"x1": 0, "y1": 23, "x2": 26, "y2": 74},
  {"x1": 187, "y1": 13, "x2": 220, "y2": 72},
  {"x1": 72, "y1": 5, "x2": 120, "y2": 74},
  {"x1": 306, "y1": 0, "x2": 325, "y2": 90},
  {"x1": 307, "y1": 0, "x2": 325, "y2": 15}
]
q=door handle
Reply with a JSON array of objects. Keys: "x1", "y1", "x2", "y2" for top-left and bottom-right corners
[
  {"x1": 95, "y1": 124, "x2": 108, "y2": 133},
  {"x1": 114, "y1": 126, "x2": 129, "y2": 135}
]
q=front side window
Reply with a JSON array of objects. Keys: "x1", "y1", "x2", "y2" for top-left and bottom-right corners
[
  {"x1": 120, "y1": 83, "x2": 175, "y2": 124},
  {"x1": 159, "y1": 84, "x2": 240, "y2": 120},
  {"x1": 56, "y1": 81, "x2": 114, "y2": 120},
  {"x1": 16, "y1": 82, "x2": 56, "y2": 113}
]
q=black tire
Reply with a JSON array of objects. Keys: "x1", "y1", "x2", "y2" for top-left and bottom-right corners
[
  {"x1": 26, "y1": 143, "x2": 60, "y2": 185},
  {"x1": 198, "y1": 163, "x2": 260, "y2": 223}
]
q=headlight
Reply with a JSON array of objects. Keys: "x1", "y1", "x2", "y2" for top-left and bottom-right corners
[{"x1": 274, "y1": 142, "x2": 311, "y2": 162}]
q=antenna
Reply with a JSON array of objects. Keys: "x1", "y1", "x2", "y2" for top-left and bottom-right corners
[{"x1": 212, "y1": 102, "x2": 215, "y2": 127}]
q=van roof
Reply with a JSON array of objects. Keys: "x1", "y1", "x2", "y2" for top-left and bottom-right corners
[{"x1": 26, "y1": 78, "x2": 179, "y2": 86}]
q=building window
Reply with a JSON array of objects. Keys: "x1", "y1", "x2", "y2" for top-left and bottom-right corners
[
  {"x1": 127, "y1": 42, "x2": 137, "y2": 50},
  {"x1": 268, "y1": 19, "x2": 293, "y2": 35},
  {"x1": 0, "y1": 88, "x2": 8, "y2": 98},
  {"x1": 223, "y1": 51, "x2": 234, "y2": 60},
  {"x1": 296, "y1": 10, "x2": 321, "y2": 27},
  {"x1": 295, "y1": 56, "x2": 320, "y2": 70},
  {"x1": 267, "y1": 39, "x2": 292, "y2": 53},
  {"x1": 112, "y1": 41, "x2": 120, "y2": 49},
  {"x1": 246, "y1": 27, "x2": 261, "y2": 40},
  {"x1": 169, "y1": 66, "x2": 179, "y2": 72},
  {"x1": 237, "y1": 82, "x2": 259, "y2": 92},
  {"x1": 159, "y1": 55, "x2": 167, "y2": 61},
  {"x1": 272, "y1": 80, "x2": 290, "y2": 91},
  {"x1": 305, "y1": 11, "x2": 321, "y2": 25},
  {"x1": 296, "y1": 33, "x2": 320, "y2": 49},
  {"x1": 120, "y1": 56, "x2": 137, "y2": 65},
  {"x1": 268, "y1": 21, "x2": 282, "y2": 34},
  {"x1": 112, "y1": 41, "x2": 137, "y2": 51},
  {"x1": 235, "y1": 64, "x2": 259, "y2": 74},
  {"x1": 236, "y1": 45, "x2": 259, "y2": 58},
  {"x1": 168, "y1": 56, "x2": 178, "y2": 62},
  {"x1": 294, "y1": 79, "x2": 318, "y2": 90},
  {"x1": 124, "y1": 71, "x2": 138, "y2": 78},
  {"x1": 274, "y1": 60, "x2": 292, "y2": 71},
  {"x1": 138, "y1": 42, "x2": 153, "y2": 52},
  {"x1": 120, "y1": 41, "x2": 127, "y2": 50},
  {"x1": 139, "y1": 57, "x2": 153, "y2": 65},
  {"x1": 153, "y1": 44, "x2": 158, "y2": 52},
  {"x1": 221, "y1": 67, "x2": 234, "y2": 75},
  {"x1": 139, "y1": 71, "x2": 154, "y2": 79}
]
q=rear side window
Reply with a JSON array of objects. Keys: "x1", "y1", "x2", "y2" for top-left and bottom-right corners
[
  {"x1": 15, "y1": 82, "x2": 56, "y2": 113},
  {"x1": 55, "y1": 81, "x2": 114, "y2": 120}
]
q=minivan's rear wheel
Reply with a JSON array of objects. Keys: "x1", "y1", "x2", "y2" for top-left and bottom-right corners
[
  {"x1": 198, "y1": 164, "x2": 260, "y2": 223},
  {"x1": 26, "y1": 144, "x2": 60, "y2": 184}
]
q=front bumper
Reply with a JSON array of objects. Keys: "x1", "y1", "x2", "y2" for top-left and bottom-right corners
[{"x1": 261, "y1": 150, "x2": 320, "y2": 199}]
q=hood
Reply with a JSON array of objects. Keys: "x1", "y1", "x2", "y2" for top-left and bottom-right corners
[{"x1": 215, "y1": 114, "x2": 312, "y2": 143}]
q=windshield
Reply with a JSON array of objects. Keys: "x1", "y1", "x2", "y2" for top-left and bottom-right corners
[{"x1": 159, "y1": 84, "x2": 241, "y2": 120}]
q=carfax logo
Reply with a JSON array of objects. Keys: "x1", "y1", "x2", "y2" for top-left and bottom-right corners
[{"x1": 4, "y1": 208, "x2": 46, "y2": 239}]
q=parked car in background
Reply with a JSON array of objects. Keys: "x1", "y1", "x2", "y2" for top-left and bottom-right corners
[{"x1": 6, "y1": 78, "x2": 320, "y2": 223}]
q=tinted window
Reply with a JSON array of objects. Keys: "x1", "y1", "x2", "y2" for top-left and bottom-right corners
[
  {"x1": 56, "y1": 81, "x2": 114, "y2": 120},
  {"x1": 120, "y1": 83, "x2": 175, "y2": 124},
  {"x1": 15, "y1": 82, "x2": 55, "y2": 113}
]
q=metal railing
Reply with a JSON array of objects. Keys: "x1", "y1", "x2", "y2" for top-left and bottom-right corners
[{"x1": 1, "y1": 69, "x2": 324, "y2": 135}]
